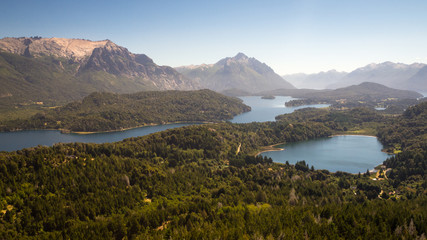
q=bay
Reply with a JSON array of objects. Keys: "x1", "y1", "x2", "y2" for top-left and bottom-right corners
[
  {"x1": 0, "y1": 96, "x2": 328, "y2": 151},
  {"x1": 260, "y1": 135, "x2": 391, "y2": 173},
  {"x1": 231, "y1": 96, "x2": 329, "y2": 123},
  {"x1": 0, "y1": 123, "x2": 195, "y2": 152}
]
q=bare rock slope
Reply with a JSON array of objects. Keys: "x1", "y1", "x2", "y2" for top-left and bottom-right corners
[
  {"x1": 176, "y1": 53, "x2": 295, "y2": 93},
  {"x1": 0, "y1": 37, "x2": 197, "y2": 105}
]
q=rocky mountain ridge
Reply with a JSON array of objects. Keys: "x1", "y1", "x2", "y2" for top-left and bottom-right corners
[
  {"x1": 0, "y1": 37, "x2": 197, "y2": 105},
  {"x1": 176, "y1": 53, "x2": 295, "y2": 93},
  {"x1": 0, "y1": 37, "x2": 109, "y2": 61}
]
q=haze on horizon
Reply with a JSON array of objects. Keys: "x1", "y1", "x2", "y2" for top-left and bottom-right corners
[{"x1": 1, "y1": 0, "x2": 427, "y2": 75}]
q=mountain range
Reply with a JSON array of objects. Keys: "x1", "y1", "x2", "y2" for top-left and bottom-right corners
[
  {"x1": 283, "y1": 62, "x2": 426, "y2": 92},
  {"x1": 176, "y1": 53, "x2": 295, "y2": 93},
  {"x1": 259, "y1": 82, "x2": 422, "y2": 100},
  {"x1": 0, "y1": 38, "x2": 296, "y2": 106},
  {"x1": 1, "y1": 36, "x2": 424, "y2": 108},
  {"x1": 283, "y1": 70, "x2": 347, "y2": 89},
  {"x1": 0, "y1": 37, "x2": 196, "y2": 105}
]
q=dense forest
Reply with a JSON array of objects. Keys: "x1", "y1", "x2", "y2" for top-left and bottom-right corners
[
  {"x1": 0, "y1": 102, "x2": 426, "y2": 239},
  {"x1": 0, "y1": 90, "x2": 250, "y2": 132},
  {"x1": 279, "y1": 82, "x2": 425, "y2": 113}
]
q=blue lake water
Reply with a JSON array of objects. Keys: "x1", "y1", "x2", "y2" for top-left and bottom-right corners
[
  {"x1": 0, "y1": 96, "x2": 390, "y2": 173},
  {"x1": 0, "y1": 96, "x2": 328, "y2": 151},
  {"x1": 0, "y1": 123, "x2": 195, "y2": 152},
  {"x1": 260, "y1": 135, "x2": 390, "y2": 173},
  {"x1": 231, "y1": 96, "x2": 329, "y2": 123}
]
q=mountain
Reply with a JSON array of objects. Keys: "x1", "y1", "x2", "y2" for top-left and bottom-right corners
[
  {"x1": 327, "y1": 62, "x2": 426, "y2": 90},
  {"x1": 259, "y1": 82, "x2": 422, "y2": 100},
  {"x1": 404, "y1": 65, "x2": 427, "y2": 92},
  {"x1": 176, "y1": 53, "x2": 295, "y2": 93},
  {"x1": 313, "y1": 82, "x2": 422, "y2": 100},
  {"x1": 283, "y1": 70, "x2": 347, "y2": 89},
  {"x1": 0, "y1": 37, "x2": 197, "y2": 106},
  {"x1": 282, "y1": 82, "x2": 424, "y2": 112}
]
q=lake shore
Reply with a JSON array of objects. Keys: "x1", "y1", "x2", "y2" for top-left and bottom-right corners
[
  {"x1": 255, "y1": 142, "x2": 285, "y2": 156},
  {"x1": 64, "y1": 121, "x2": 212, "y2": 135},
  {"x1": 0, "y1": 121, "x2": 210, "y2": 135},
  {"x1": 256, "y1": 133, "x2": 379, "y2": 156},
  {"x1": 330, "y1": 133, "x2": 377, "y2": 138}
]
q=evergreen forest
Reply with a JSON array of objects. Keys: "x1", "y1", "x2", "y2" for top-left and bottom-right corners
[
  {"x1": 0, "y1": 90, "x2": 250, "y2": 132},
  {"x1": 0, "y1": 102, "x2": 426, "y2": 239}
]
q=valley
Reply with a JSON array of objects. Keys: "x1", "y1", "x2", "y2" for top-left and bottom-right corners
[
  {"x1": 0, "y1": 101, "x2": 425, "y2": 239},
  {"x1": 0, "y1": 95, "x2": 327, "y2": 152},
  {"x1": 0, "y1": 35, "x2": 426, "y2": 239}
]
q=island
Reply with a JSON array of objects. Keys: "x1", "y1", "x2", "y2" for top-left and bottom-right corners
[
  {"x1": 0, "y1": 89, "x2": 251, "y2": 133},
  {"x1": 261, "y1": 95, "x2": 275, "y2": 99}
]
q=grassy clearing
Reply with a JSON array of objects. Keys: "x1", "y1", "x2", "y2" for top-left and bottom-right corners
[{"x1": 0, "y1": 105, "x2": 44, "y2": 122}]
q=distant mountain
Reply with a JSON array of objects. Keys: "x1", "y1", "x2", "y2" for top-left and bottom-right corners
[
  {"x1": 0, "y1": 37, "x2": 197, "y2": 105},
  {"x1": 404, "y1": 65, "x2": 427, "y2": 92},
  {"x1": 176, "y1": 53, "x2": 295, "y2": 93},
  {"x1": 259, "y1": 82, "x2": 422, "y2": 100},
  {"x1": 327, "y1": 62, "x2": 426, "y2": 91},
  {"x1": 313, "y1": 82, "x2": 422, "y2": 100},
  {"x1": 283, "y1": 70, "x2": 347, "y2": 89},
  {"x1": 274, "y1": 82, "x2": 423, "y2": 113}
]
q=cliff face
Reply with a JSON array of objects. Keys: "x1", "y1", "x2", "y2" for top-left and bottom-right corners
[
  {"x1": 0, "y1": 37, "x2": 109, "y2": 61},
  {"x1": 79, "y1": 41, "x2": 195, "y2": 90},
  {"x1": 0, "y1": 37, "x2": 198, "y2": 105}
]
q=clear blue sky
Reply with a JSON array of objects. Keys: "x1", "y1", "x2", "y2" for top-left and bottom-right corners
[{"x1": 1, "y1": 0, "x2": 427, "y2": 74}]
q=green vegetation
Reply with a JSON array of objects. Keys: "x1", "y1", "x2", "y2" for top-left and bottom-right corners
[
  {"x1": 0, "y1": 104, "x2": 47, "y2": 123},
  {"x1": 0, "y1": 102, "x2": 426, "y2": 239},
  {"x1": 261, "y1": 95, "x2": 275, "y2": 99},
  {"x1": 0, "y1": 46, "x2": 181, "y2": 110},
  {"x1": 278, "y1": 82, "x2": 424, "y2": 113},
  {"x1": 0, "y1": 90, "x2": 250, "y2": 132},
  {"x1": 0, "y1": 52, "x2": 91, "y2": 105},
  {"x1": 276, "y1": 107, "x2": 384, "y2": 136}
]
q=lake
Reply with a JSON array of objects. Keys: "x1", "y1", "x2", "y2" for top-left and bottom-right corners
[
  {"x1": 1, "y1": 96, "x2": 328, "y2": 151},
  {"x1": 260, "y1": 135, "x2": 390, "y2": 173},
  {"x1": 231, "y1": 96, "x2": 329, "y2": 123},
  {"x1": 0, "y1": 123, "x2": 196, "y2": 152}
]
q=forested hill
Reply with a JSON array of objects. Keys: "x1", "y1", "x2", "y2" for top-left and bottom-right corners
[
  {"x1": 0, "y1": 103, "x2": 426, "y2": 239},
  {"x1": 1, "y1": 89, "x2": 250, "y2": 132},
  {"x1": 273, "y1": 82, "x2": 424, "y2": 112}
]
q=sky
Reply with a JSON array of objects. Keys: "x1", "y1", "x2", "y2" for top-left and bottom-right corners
[{"x1": 1, "y1": 0, "x2": 427, "y2": 75}]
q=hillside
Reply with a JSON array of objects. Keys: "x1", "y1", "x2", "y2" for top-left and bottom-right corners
[
  {"x1": 259, "y1": 82, "x2": 421, "y2": 99},
  {"x1": 0, "y1": 104, "x2": 426, "y2": 239},
  {"x1": 0, "y1": 37, "x2": 197, "y2": 107},
  {"x1": 310, "y1": 82, "x2": 422, "y2": 100},
  {"x1": 1, "y1": 89, "x2": 250, "y2": 132},
  {"x1": 176, "y1": 53, "x2": 295, "y2": 93},
  {"x1": 261, "y1": 82, "x2": 423, "y2": 111},
  {"x1": 404, "y1": 65, "x2": 427, "y2": 91}
]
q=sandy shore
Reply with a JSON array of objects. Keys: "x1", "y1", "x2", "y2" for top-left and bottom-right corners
[
  {"x1": 63, "y1": 121, "x2": 213, "y2": 135},
  {"x1": 255, "y1": 143, "x2": 285, "y2": 156},
  {"x1": 330, "y1": 134, "x2": 377, "y2": 138}
]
